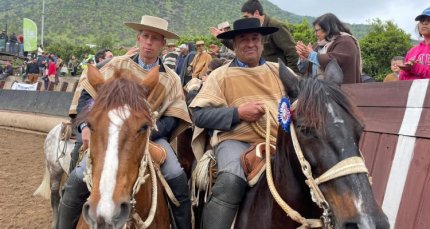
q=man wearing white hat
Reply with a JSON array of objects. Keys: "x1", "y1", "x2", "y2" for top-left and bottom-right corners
[
  {"x1": 56, "y1": 15, "x2": 192, "y2": 229},
  {"x1": 175, "y1": 44, "x2": 189, "y2": 76},
  {"x1": 210, "y1": 21, "x2": 235, "y2": 60}
]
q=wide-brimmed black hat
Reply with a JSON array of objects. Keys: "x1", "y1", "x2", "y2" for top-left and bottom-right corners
[{"x1": 217, "y1": 18, "x2": 278, "y2": 40}]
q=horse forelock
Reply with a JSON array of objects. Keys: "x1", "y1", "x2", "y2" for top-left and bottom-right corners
[
  {"x1": 295, "y1": 78, "x2": 362, "y2": 136},
  {"x1": 91, "y1": 74, "x2": 151, "y2": 120}
]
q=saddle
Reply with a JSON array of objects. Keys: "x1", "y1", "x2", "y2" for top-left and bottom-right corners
[
  {"x1": 148, "y1": 141, "x2": 167, "y2": 166},
  {"x1": 240, "y1": 142, "x2": 276, "y2": 187},
  {"x1": 192, "y1": 142, "x2": 276, "y2": 201}
]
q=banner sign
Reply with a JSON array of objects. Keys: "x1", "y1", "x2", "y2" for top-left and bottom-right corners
[
  {"x1": 11, "y1": 82, "x2": 38, "y2": 91},
  {"x1": 23, "y1": 18, "x2": 38, "y2": 52}
]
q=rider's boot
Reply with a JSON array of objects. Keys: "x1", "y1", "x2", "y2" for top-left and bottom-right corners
[
  {"x1": 201, "y1": 172, "x2": 247, "y2": 229},
  {"x1": 167, "y1": 172, "x2": 192, "y2": 229},
  {"x1": 56, "y1": 167, "x2": 89, "y2": 229}
]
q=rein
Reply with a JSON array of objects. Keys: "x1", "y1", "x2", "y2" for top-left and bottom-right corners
[{"x1": 260, "y1": 101, "x2": 369, "y2": 228}]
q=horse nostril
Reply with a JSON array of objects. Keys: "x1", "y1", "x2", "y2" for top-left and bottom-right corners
[
  {"x1": 82, "y1": 202, "x2": 95, "y2": 226},
  {"x1": 113, "y1": 201, "x2": 131, "y2": 227},
  {"x1": 344, "y1": 223, "x2": 359, "y2": 229}
]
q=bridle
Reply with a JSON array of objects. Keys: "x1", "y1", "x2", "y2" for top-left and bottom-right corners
[
  {"x1": 261, "y1": 100, "x2": 369, "y2": 228},
  {"x1": 82, "y1": 103, "x2": 179, "y2": 228}
]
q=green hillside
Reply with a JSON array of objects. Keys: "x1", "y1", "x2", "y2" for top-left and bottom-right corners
[{"x1": 0, "y1": 0, "x2": 370, "y2": 47}]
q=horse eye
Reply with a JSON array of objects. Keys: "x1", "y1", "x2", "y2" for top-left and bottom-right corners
[
  {"x1": 138, "y1": 124, "x2": 149, "y2": 133},
  {"x1": 297, "y1": 125, "x2": 317, "y2": 137}
]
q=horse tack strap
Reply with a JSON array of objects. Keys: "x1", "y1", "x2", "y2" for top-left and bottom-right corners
[
  {"x1": 314, "y1": 156, "x2": 368, "y2": 185},
  {"x1": 262, "y1": 106, "x2": 323, "y2": 228}
]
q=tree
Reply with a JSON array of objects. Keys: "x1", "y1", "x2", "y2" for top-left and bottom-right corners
[
  {"x1": 360, "y1": 19, "x2": 412, "y2": 81},
  {"x1": 288, "y1": 19, "x2": 316, "y2": 45}
]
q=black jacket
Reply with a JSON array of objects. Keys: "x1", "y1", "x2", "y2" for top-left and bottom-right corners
[{"x1": 26, "y1": 62, "x2": 39, "y2": 74}]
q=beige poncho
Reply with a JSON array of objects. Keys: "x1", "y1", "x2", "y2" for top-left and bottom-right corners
[
  {"x1": 189, "y1": 61, "x2": 285, "y2": 159},
  {"x1": 190, "y1": 51, "x2": 212, "y2": 78},
  {"x1": 72, "y1": 55, "x2": 191, "y2": 141}
]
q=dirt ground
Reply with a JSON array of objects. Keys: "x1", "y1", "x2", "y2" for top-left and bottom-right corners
[{"x1": 0, "y1": 128, "x2": 52, "y2": 228}]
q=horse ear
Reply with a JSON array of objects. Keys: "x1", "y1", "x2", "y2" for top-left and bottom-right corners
[
  {"x1": 87, "y1": 64, "x2": 105, "y2": 89},
  {"x1": 324, "y1": 59, "x2": 343, "y2": 85},
  {"x1": 141, "y1": 65, "x2": 160, "y2": 93},
  {"x1": 278, "y1": 58, "x2": 300, "y2": 99}
]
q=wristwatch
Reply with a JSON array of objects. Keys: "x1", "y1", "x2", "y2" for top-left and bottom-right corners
[{"x1": 79, "y1": 122, "x2": 88, "y2": 131}]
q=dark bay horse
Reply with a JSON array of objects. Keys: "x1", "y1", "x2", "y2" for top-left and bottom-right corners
[
  {"x1": 236, "y1": 60, "x2": 389, "y2": 229},
  {"x1": 77, "y1": 65, "x2": 170, "y2": 228}
]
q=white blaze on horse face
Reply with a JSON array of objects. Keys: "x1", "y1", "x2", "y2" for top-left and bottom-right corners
[
  {"x1": 97, "y1": 105, "x2": 131, "y2": 221},
  {"x1": 354, "y1": 192, "x2": 375, "y2": 229},
  {"x1": 326, "y1": 103, "x2": 344, "y2": 124}
]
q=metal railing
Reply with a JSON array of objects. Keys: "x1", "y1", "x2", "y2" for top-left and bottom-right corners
[{"x1": 0, "y1": 39, "x2": 24, "y2": 56}]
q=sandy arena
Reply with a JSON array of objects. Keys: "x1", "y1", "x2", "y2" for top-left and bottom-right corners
[{"x1": 0, "y1": 128, "x2": 51, "y2": 228}]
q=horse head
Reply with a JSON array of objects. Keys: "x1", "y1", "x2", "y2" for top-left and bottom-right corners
[
  {"x1": 278, "y1": 59, "x2": 389, "y2": 229},
  {"x1": 81, "y1": 64, "x2": 159, "y2": 228}
]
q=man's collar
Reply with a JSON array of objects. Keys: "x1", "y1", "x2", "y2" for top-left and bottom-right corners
[
  {"x1": 138, "y1": 55, "x2": 159, "y2": 71},
  {"x1": 234, "y1": 58, "x2": 266, "y2": 68},
  {"x1": 131, "y1": 54, "x2": 166, "y2": 72}
]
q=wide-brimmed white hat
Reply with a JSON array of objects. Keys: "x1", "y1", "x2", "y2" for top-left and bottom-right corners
[
  {"x1": 217, "y1": 21, "x2": 231, "y2": 30},
  {"x1": 124, "y1": 15, "x2": 179, "y2": 39}
]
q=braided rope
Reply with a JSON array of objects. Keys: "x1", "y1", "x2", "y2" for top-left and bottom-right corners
[
  {"x1": 260, "y1": 104, "x2": 322, "y2": 228},
  {"x1": 155, "y1": 168, "x2": 180, "y2": 207},
  {"x1": 250, "y1": 107, "x2": 277, "y2": 143},
  {"x1": 131, "y1": 142, "x2": 158, "y2": 228},
  {"x1": 191, "y1": 149, "x2": 216, "y2": 206},
  {"x1": 83, "y1": 149, "x2": 93, "y2": 192}
]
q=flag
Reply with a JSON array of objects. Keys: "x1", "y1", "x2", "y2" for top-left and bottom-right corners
[{"x1": 23, "y1": 18, "x2": 37, "y2": 52}]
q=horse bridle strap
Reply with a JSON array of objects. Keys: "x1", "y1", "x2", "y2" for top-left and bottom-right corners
[
  {"x1": 262, "y1": 104, "x2": 323, "y2": 228},
  {"x1": 262, "y1": 101, "x2": 369, "y2": 228},
  {"x1": 314, "y1": 156, "x2": 368, "y2": 185},
  {"x1": 290, "y1": 122, "x2": 369, "y2": 208}
]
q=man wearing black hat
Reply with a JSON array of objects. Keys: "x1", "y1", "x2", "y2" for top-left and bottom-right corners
[
  {"x1": 211, "y1": 0, "x2": 298, "y2": 73},
  {"x1": 189, "y1": 17, "x2": 285, "y2": 229}
]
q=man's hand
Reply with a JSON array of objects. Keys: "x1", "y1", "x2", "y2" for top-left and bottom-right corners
[
  {"x1": 238, "y1": 102, "x2": 265, "y2": 122},
  {"x1": 210, "y1": 27, "x2": 222, "y2": 37},
  {"x1": 81, "y1": 127, "x2": 91, "y2": 150},
  {"x1": 124, "y1": 46, "x2": 139, "y2": 57}
]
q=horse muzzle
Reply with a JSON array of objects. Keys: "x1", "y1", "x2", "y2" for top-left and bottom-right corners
[
  {"x1": 338, "y1": 212, "x2": 390, "y2": 229},
  {"x1": 82, "y1": 200, "x2": 131, "y2": 229}
]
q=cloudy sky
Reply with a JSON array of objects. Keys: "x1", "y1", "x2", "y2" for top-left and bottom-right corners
[{"x1": 268, "y1": 0, "x2": 428, "y2": 39}]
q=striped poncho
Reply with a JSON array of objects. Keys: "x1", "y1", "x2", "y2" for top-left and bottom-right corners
[{"x1": 189, "y1": 61, "x2": 285, "y2": 159}]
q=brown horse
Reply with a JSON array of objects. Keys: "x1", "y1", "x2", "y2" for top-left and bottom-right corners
[
  {"x1": 235, "y1": 60, "x2": 389, "y2": 229},
  {"x1": 77, "y1": 65, "x2": 170, "y2": 228}
]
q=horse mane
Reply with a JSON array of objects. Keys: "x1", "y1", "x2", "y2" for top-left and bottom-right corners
[
  {"x1": 75, "y1": 72, "x2": 152, "y2": 127},
  {"x1": 295, "y1": 78, "x2": 363, "y2": 135}
]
